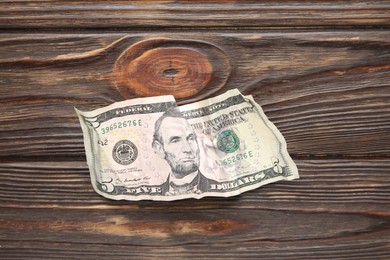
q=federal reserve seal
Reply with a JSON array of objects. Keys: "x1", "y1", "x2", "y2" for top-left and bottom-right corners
[
  {"x1": 217, "y1": 130, "x2": 240, "y2": 153},
  {"x1": 112, "y1": 140, "x2": 138, "y2": 165}
]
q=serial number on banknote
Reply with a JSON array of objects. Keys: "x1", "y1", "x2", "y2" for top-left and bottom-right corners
[
  {"x1": 215, "y1": 151, "x2": 254, "y2": 166},
  {"x1": 100, "y1": 119, "x2": 142, "y2": 134}
]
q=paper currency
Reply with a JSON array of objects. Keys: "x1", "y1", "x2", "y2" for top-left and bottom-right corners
[{"x1": 75, "y1": 89, "x2": 298, "y2": 201}]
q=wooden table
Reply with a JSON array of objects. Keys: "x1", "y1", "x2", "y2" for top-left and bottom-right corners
[{"x1": 1, "y1": 1, "x2": 389, "y2": 259}]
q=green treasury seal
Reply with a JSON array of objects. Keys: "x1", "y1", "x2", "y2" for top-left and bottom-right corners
[
  {"x1": 112, "y1": 139, "x2": 138, "y2": 165},
  {"x1": 217, "y1": 130, "x2": 240, "y2": 153}
]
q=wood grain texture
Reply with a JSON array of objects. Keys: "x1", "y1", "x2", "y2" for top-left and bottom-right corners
[
  {"x1": 0, "y1": 31, "x2": 389, "y2": 157},
  {"x1": 0, "y1": 160, "x2": 389, "y2": 212},
  {"x1": 0, "y1": 207, "x2": 389, "y2": 259},
  {"x1": 0, "y1": 159, "x2": 389, "y2": 258},
  {"x1": 1, "y1": 1, "x2": 389, "y2": 259},
  {"x1": 1, "y1": 241, "x2": 389, "y2": 260},
  {"x1": 0, "y1": 1, "x2": 389, "y2": 29}
]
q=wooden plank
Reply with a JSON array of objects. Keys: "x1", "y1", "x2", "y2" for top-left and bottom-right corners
[
  {"x1": 2, "y1": 157, "x2": 390, "y2": 259},
  {"x1": 0, "y1": 239, "x2": 389, "y2": 259},
  {"x1": 0, "y1": 1, "x2": 389, "y2": 29},
  {"x1": 0, "y1": 156, "x2": 389, "y2": 260},
  {"x1": 0, "y1": 159, "x2": 389, "y2": 213},
  {"x1": 0, "y1": 31, "x2": 389, "y2": 157},
  {"x1": 2, "y1": 206, "x2": 384, "y2": 245},
  {"x1": 0, "y1": 207, "x2": 389, "y2": 259}
]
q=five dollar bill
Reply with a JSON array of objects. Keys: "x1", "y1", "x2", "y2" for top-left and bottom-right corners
[{"x1": 75, "y1": 89, "x2": 298, "y2": 201}]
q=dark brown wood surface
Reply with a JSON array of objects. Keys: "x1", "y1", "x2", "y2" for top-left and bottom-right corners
[
  {"x1": 1, "y1": 1, "x2": 390, "y2": 259},
  {"x1": 1, "y1": 0, "x2": 389, "y2": 29}
]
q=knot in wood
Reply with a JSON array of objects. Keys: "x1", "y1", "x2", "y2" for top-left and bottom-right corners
[{"x1": 113, "y1": 38, "x2": 231, "y2": 101}]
